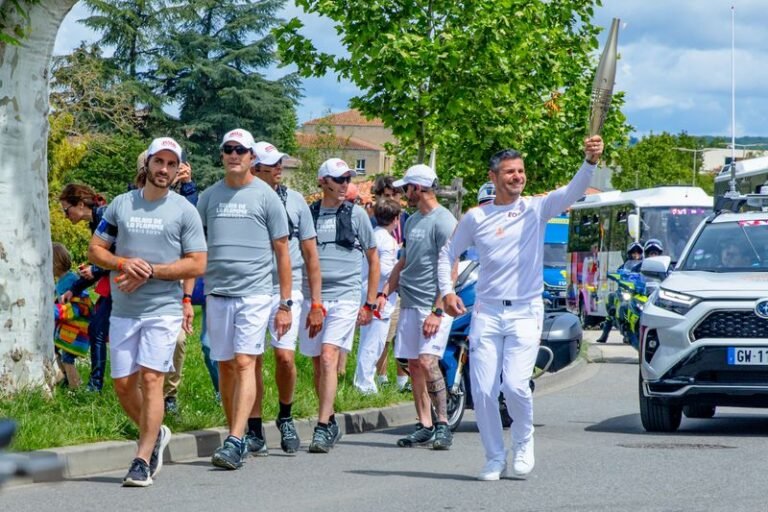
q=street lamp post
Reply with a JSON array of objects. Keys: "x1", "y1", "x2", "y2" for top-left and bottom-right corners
[{"x1": 673, "y1": 147, "x2": 704, "y2": 187}]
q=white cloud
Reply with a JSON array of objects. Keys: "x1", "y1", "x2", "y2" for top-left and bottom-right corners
[{"x1": 50, "y1": 0, "x2": 768, "y2": 136}]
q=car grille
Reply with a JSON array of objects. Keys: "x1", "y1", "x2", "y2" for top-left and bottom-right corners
[{"x1": 692, "y1": 311, "x2": 768, "y2": 340}]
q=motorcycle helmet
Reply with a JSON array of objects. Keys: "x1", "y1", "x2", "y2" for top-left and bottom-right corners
[
  {"x1": 626, "y1": 241, "x2": 643, "y2": 258},
  {"x1": 643, "y1": 238, "x2": 663, "y2": 257},
  {"x1": 477, "y1": 181, "x2": 496, "y2": 205}
]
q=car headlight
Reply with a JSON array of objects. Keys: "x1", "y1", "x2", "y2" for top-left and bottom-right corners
[{"x1": 652, "y1": 288, "x2": 700, "y2": 316}]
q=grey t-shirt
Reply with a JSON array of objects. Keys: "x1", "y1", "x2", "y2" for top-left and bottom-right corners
[
  {"x1": 271, "y1": 188, "x2": 316, "y2": 294},
  {"x1": 197, "y1": 178, "x2": 289, "y2": 297},
  {"x1": 400, "y1": 205, "x2": 457, "y2": 309},
  {"x1": 305, "y1": 203, "x2": 376, "y2": 301},
  {"x1": 95, "y1": 190, "x2": 207, "y2": 318}
]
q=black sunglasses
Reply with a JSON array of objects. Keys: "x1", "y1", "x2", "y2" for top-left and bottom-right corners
[
  {"x1": 222, "y1": 145, "x2": 250, "y2": 155},
  {"x1": 330, "y1": 175, "x2": 351, "y2": 184},
  {"x1": 62, "y1": 205, "x2": 73, "y2": 215}
]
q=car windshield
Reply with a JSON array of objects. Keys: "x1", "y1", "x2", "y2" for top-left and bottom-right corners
[
  {"x1": 543, "y1": 243, "x2": 567, "y2": 268},
  {"x1": 679, "y1": 221, "x2": 768, "y2": 272},
  {"x1": 640, "y1": 206, "x2": 710, "y2": 262}
]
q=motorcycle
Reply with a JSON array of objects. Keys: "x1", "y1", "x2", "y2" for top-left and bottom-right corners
[
  {"x1": 606, "y1": 268, "x2": 653, "y2": 350},
  {"x1": 399, "y1": 260, "x2": 556, "y2": 432},
  {"x1": 0, "y1": 419, "x2": 63, "y2": 489}
]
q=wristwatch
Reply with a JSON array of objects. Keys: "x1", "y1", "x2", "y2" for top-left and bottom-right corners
[
  {"x1": 363, "y1": 302, "x2": 377, "y2": 311},
  {"x1": 432, "y1": 307, "x2": 444, "y2": 317},
  {"x1": 278, "y1": 298, "x2": 293, "y2": 311}
]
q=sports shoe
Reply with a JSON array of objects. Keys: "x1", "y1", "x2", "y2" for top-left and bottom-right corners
[
  {"x1": 244, "y1": 430, "x2": 269, "y2": 457},
  {"x1": 328, "y1": 420, "x2": 343, "y2": 447},
  {"x1": 122, "y1": 458, "x2": 152, "y2": 487},
  {"x1": 211, "y1": 435, "x2": 245, "y2": 470},
  {"x1": 149, "y1": 425, "x2": 171, "y2": 477},
  {"x1": 512, "y1": 437, "x2": 535, "y2": 477},
  {"x1": 396, "y1": 424, "x2": 435, "y2": 447},
  {"x1": 399, "y1": 381, "x2": 413, "y2": 393},
  {"x1": 308, "y1": 425, "x2": 334, "y2": 454},
  {"x1": 432, "y1": 423, "x2": 453, "y2": 450},
  {"x1": 477, "y1": 459, "x2": 507, "y2": 481},
  {"x1": 277, "y1": 417, "x2": 300, "y2": 454}
]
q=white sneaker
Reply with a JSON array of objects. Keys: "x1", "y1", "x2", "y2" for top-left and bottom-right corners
[
  {"x1": 477, "y1": 459, "x2": 507, "y2": 481},
  {"x1": 512, "y1": 437, "x2": 535, "y2": 477}
]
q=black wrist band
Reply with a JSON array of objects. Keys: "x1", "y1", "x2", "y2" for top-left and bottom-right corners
[{"x1": 183, "y1": 293, "x2": 192, "y2": 300}]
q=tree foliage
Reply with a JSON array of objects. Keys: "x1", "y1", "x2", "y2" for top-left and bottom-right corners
[
  {"x1": 277, "y1": 0, "x2": 630, "y2": 198},
  {"x1": 152, "y1": 0, "x2": 301, "y2": 187},
  {"x1": 613, "y1": 132, "x2": 714, "y2": 194},
  {"x1": 50, "y1": 43, "x2": 146, "y2": 136}
]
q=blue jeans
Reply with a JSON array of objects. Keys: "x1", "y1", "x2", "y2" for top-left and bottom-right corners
[
  {"x1": 87, "y1": 296, "x2": 111, "y2": 391},
  {"x1": 200, "y1": 305, "x2": 219, "y2": 393}
]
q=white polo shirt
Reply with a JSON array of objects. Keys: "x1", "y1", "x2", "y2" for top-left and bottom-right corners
[{"x1": 437, "y1": 161, "x2": 595, "y2": 303}]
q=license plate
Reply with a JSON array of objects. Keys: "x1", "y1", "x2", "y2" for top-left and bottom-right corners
[{"x1": 727, "y1": 347, "x2": 768, "y2": 365}]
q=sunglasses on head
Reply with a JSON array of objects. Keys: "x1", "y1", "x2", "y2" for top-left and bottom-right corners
[
  {"x1": 330, "y1": 175, "x2": 351, "y2": 184},
  {"x1": 222, "y1": 145, "x2": 250, "y2": 155}
]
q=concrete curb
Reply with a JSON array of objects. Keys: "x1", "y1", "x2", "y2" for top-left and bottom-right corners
[
  {"x1": 27, "y1": 402, "x2": 418, "y2": 481},
  {"x1": 17, "y1": 352, "x2": 595, "y2": 485}
]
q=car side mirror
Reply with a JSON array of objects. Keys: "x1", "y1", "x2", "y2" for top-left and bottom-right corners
[
  {"x1": 641, "y1": 256, "x2": 671, "y2": 280},
  {"x1": 627, "y1": 213, "x2": 639, "y2": 239}
]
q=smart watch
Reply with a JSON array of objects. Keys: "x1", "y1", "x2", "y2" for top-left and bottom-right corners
[
  {"x1": 432, "y1": 307, "x2": 444, "y2": 317},
  {"x1": 279, "y1": 298, "x2": 293, "y2": 311}
]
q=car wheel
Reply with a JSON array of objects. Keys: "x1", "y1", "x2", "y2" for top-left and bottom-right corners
[
  {"x1": 638, "y1": 372, "x2": 682, "y2": 432},
  {"x1": 683, "y1": 405, "x2": 716, "y2": 419}
]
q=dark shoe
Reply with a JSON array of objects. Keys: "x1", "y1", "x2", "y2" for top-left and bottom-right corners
[
  {"x1": 122, "y1": 458, "x2": 152, "y2": 487},
  {"x1": 211, "y1": 435, "x2": 245, "y2": 470},
  {"x1": 245, "y1": 430, "x2": 269, "y2": 457},
  {"x1": 595, "y1": 336, "x2": 607, "y2": 344},
  {"x1": 164, "y1": 397, "x2": 179, "y2": 416},
  {"x1": 328, "y1": 420, "x2": 342, "y2": 447},
  {"x1": 276, "y1": 417, "x2": 300, "y2": 454},
  {"x1": 308, "y1": 425, "x2": 334, "y2": 454},
  {"x1": 149, "y1": 425, "x2": 171, "y2": 477},
  {"x1": 432, "y1": 423, "x2": 453, "y2": 450},
  {"x1": 397, "y1": 424, "x2": 435, "y2": 447}
]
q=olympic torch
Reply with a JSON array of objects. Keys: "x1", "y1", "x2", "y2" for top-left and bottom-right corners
[{"x1": 589, "y1": 18, "x2": 620, "y2": 137}]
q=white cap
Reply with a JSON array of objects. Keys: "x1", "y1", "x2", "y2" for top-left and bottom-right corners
[
  {"x1": 147, "y1": 137, "x2": 183, "y2": 162},
  {"x1": 253, "y1": 141, "x2": 288, "y2": 166},
  {"x1": 318, "y1": 158, "x2": 356, "y2": 178},
  {"x1": 392, "y1": 164, "x2": 437, "y2": 189},
  {"x1": 220, "y1": 129, "x2": 255, "y2": 150}
]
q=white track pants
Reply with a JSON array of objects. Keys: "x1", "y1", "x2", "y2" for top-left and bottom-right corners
[
  {"x1": 353, "y1": 315, "x2": 393, "y2": 393},
  {"x1": 469, "y1": 299, "x2": 544, "y2": 463}
]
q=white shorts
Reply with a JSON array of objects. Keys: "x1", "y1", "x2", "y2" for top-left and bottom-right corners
[
  {"x1": 269, "y1": 290, "x2": 304, "y2": 350},
  {"x1": 206, "y1": 294, "x2": 272, "y2": 361},
  {"x1": 109, "y1": 316, "x2": 183, "y2": 379},
  {"x1": 395, "y1": 307, "x2": 453, "y2": 360},
  {"x1": 298, "y1": 299, "x2": 359, "y2": 357}
]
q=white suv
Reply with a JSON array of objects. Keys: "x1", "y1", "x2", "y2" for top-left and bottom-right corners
[{"x1": 638, "y1": 209, "x2": 768, "y2": 432}]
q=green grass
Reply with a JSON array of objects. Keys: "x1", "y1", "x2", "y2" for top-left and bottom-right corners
[{"x1": 1, "y1": 307, "x2": 410, "y2": 451}]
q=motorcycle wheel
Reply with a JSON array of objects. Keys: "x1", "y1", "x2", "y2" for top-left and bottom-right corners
[{"x1": 433, "y1": 378, "x2": 466, "y2": 432}]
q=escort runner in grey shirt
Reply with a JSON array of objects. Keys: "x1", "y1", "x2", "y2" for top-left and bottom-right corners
[
  {"x1": 272, "y1": 188, "x2": 316, "y2": 294},
  {"x1": 197, "y1": 178, "x2": 289, "y2": 296},
  {"x1": 96, "y1": 189, "x2": 207, "y2": 318},
  {"x1": 399, "y1": 205, "x2": 457, "y2": 309},
  {"x1": 307, "y1": 205, "x2": 376, "y2": 301}
]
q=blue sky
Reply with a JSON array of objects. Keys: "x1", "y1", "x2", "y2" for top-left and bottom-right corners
[{"x1": 54, "y1": 1, "x2": 768, "y2": 136}]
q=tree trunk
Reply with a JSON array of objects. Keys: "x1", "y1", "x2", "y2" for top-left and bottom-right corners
[{"x1": 0, "y1": 0, "x2": 78, "y2": 392}]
